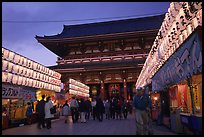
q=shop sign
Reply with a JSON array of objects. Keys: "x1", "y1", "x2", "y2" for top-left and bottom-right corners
[
  {"x1": 152, "y1": 33, "x2": 202, "y2": 91},
  {"x1": 2, "y1": 85, "x2": 20, "y2": 98},
  {"x1": 2, "y1": 84, "x2": 36, "y2": 101},
  {"x1": 20, "y1": 89, "x2": 36, "y2": 101}
]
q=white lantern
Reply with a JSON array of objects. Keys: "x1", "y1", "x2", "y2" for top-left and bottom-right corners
[
  {"x1": 8, "y1": 51, "x2": 15, "y2": 61},
  {"x1": 29, "y1": 79, "x2": 33, "y2": 87},
  {"x1": 7, "y1": 73, "x2": 13, "y2": 83},
  {"x1": 33, "y1": 62, "x2": 37, "y2": 70},
  {"x1": 33, "y1": 80, "x2": 36, "y2": 88},
  {"x1": 13, "y1": 54, "x2": 20, "y2": 64},
  {"x1": 3, "y1": 49, "x2": 9, "y2": 59},
  {"x1": 2, "y1": 60, "x2": 8, "y2": 71},
  {"x1": 182, "y1": 29, "x2": 188, "y2": 40},
  {"x1": 18, "y1": 76, "x2": 23, "y2": 85},
  {"x1": 187, "y1": 23, "x2": 193, "y2": 36},
  {"x1": 12, "y1": 74, "x2": 18, "y2": 84},
  {"x1": 2, "y1": 72, "x2": 8, "y2": 82},
  {"x1": 12, "y1": 64, "x2": 19, "y2": 74},
  {"x1": 7, "y1": 62, "x2": 14, "y2": 73}
]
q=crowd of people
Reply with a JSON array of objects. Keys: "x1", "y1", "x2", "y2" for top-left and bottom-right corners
[{"x1": 26, "y1": 87, "x2": 151, "y2": 135}]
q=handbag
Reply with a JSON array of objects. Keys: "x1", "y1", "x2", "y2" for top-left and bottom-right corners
[{"x1": 50, "y1": 106, "x2": 56, "y2": 114}]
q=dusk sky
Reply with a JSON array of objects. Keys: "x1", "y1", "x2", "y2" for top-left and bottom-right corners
[{"x1": 2, "y1": 2, "x2": 170, "y2": 67}]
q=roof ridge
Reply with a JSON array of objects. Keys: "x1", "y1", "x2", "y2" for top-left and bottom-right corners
[{"x1": 63, "y1": 14, "x2": 165, "y2": 29}]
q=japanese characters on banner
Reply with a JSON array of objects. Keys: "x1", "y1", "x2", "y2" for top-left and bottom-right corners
[
  {"x1": 152, "y1": 33, "x2": 202, "y2": 91},
  {"x1": 2, "y1": 84, "x2": 37, "y2": 101}
]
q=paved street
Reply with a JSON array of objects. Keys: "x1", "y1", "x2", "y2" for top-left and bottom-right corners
[{"x1": 2, "y1": 113, "x2": 178, "y2": 135}]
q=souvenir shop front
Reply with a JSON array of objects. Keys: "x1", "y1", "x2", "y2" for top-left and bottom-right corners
[
  {"x1": 152, "y1": 28, "x2": 202, "y2": 134},
  {"x1": 2, "y1": 83, "x2": 37, "y2": 129}
]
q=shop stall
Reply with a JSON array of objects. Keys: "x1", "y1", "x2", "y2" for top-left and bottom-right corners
[{"x1": 136, "y1": 2, "x2": 202, "y2": 134}]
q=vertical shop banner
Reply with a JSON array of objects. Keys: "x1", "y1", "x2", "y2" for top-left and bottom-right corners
[
  {"x1": 177, "y1": 84, "x2": 187, "y2": 107},
  {"x1": 152, "y1": 33, "x2": 202, "y2": 91}
]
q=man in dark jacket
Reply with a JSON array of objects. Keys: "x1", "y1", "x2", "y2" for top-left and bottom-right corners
[
  {"x1": 36, "y1": 95, "x2": 46, "y2": 129},
  {"x1": 96, "y1": 98, "x2": 105, "y2": 121},
  {"x1": 84, "y1": 98, "x2": 92, "y2": 120}
]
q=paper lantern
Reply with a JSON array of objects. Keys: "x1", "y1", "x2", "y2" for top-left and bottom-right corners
[
  {"x1": 13, "y1": 54, "x2": 20, "y2": 64},
  {"x1": 8, "y1": 51, "x2": 15, "y2": 61},
  {"x1": 187, "y1": 23, "x2": 193, "y2": 36},
  {"x1": 12, "y1": 64, "x2": 20, "y2": 74},
  {"x1": 12, "y1": 74, "x2": 18, "y2": 84},
  {"x1": 7, "y1": 73, "x2": 13, "y2": 83},
  {"x1": 33, "y1": 80, "x2": 36, "y2": 88},
  {"x1": 17, "y1": 76, "x2": 23, "y2": 85},
  {"x1": 3, "y1": 49, "x2": 9, "y2": 59},
  {"x1": 7, "y1": 62, "x2": 14, "y2": 73},
  {"x1": 182, "y1": 30, "x2": 188, "y2": 40},
  {"x1": 2, "y1": 72, "x2": 8, "y2": 82},
  {"x1": 2, "y1": 60, "x2": 8, "y2": 71},
  {"x1": 33, "y1": 62, "x2": 37, "y2": 70}
]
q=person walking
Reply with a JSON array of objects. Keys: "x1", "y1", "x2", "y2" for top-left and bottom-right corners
[
  {"x1": 96, "y1": 98, "x2": 105, "y2": 122},
  {"x1": 44, "y1": 96, "x2": 54, "y2": 129},
  {"x1": 132, "y1": 87, "x2": 151, "y2": 135},
  {"x1": 84, "y1": 98, "x2": 92, "y2": 121},
  {"x1": 104, "y1": 99, "x2": 110, "y2": 120},
  {"x1": 70, "y1": 96, "x2": 79, "y2": 123},
  {"x1": 62, "y1": 101, "x2": 70, "y2": 123},
  {"x1": 91, "y1": 98, "x2": 97, "y2": 120},
  {"x1": 122, "y1": 100, "x2": 128, "y2": 119},
  {"x1": 26, "y1": 102, "x2": 33, "y2": 125},
  {"x1": 79, "y1": 98, "x2": 86, "y2": 123},
  {"x1": 36, "y1": 95, "x2": 46, "y2": 129}
]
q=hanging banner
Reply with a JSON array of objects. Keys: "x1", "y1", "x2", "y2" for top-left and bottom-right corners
[{"x1": 152, "y1": 32, "x2": 202, "y2": 91}]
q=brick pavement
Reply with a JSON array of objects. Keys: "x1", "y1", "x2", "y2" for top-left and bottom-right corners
[{"x1": 2, "y1": 114, "x2": 178, "y2": 135}]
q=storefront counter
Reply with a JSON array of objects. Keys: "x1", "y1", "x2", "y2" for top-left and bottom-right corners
[
  {"x1": 170, "y1": 110, "x2": 183, "y2": 134},
  {"x1": 191, "y1": 114, "x2": 202, "y2": 134},
  {"x1": 180, "y1": 113, "x2": 202, "y2": 134}
]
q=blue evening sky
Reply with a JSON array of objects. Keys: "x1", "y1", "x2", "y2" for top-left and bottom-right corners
[{"x1": 2, "y1": 2, "x2": 170, "y2": 67}]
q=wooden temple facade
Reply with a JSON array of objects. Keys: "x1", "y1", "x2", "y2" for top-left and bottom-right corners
[{"x1": 35, "y1": 14, "x2": 165, "y2": 101}]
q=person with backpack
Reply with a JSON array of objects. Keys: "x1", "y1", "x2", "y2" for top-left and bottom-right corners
[
  {"x1": 62, "y1": 100, "x2": 70, "y2": 123},
  {"x1": 132, "y1": 87, "x2": 151, "y2": 135}
]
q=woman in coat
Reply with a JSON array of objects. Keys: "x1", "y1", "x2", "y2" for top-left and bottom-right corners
[{"x1": 44, "y1": 96, "x2": 54, "y2": 129}]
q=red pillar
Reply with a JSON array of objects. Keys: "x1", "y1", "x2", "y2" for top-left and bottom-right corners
[{"x1": 123, "y1": 79, "x2": 127, "y2": 101}]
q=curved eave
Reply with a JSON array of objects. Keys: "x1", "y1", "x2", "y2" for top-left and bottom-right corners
[{"x1": 35, "y1": 29, "x2": 159, "y2": 43}]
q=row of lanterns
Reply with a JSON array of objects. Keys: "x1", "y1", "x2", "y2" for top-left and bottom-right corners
[
  {"x1": 68, "y1": 78, "x2": 90, "y2": 98},
  {"x1": 136, "y1": 2, "x2": 202, "y2": 89},
  {"x1": 2, "y1": 72, "x2": 61, "y2": 92},
  {"x1": 2, "y1": 47, "x2": 62, "y2": 92},
  {"x1": 2, "y1": 47, "x2": 61, "y2": 80},
  {"x1": 2, "y1": 59, "x2": 61, "y2": 86}
]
